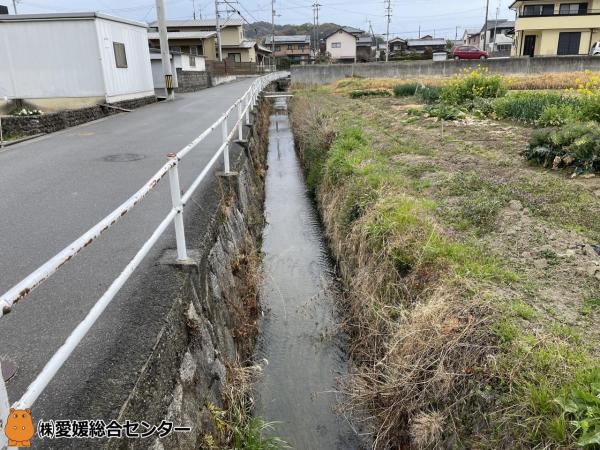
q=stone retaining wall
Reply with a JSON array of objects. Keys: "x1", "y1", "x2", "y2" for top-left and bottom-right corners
[{"x1": 1, "y1": 96, "x2": 156, "y2": 139}]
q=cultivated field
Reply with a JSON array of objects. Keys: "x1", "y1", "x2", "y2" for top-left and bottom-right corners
[{"x1": 290, "y1": 71, "x2": 600, "y2": 449}]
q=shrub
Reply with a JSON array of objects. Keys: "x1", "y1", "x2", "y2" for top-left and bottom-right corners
[
  {"x1": 349, "y1": 89, "x2": 392, "y2": 99},
  {"x1": 471, "y1": 97, "x2": 496, "y2": 118},
  {"x1": 520, "y1": 121, "x2": 600, "y2": 173},
  {"x1": 415, "y1": 85, "x2": 441, "y2": 103},
  {"x1": 538, "y1": 104, "x2": 582, "y2": 127},
  {"x1": 393, "y1": 82, "x2": 419, "y2": 97},
  {"x1": 440, "y1": 68, "x2": 507, "y2": 105},
  {"x1": 493, "y1": 91, "x2": 564, "y2": 123}
]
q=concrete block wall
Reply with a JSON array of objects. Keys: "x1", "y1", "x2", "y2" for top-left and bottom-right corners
[
  {"x1": 175, "y1": 68, "x2": 210, "y2": 93},
  {"x1": 291, "y1": 56, "x2": 600, "y2": 84}
]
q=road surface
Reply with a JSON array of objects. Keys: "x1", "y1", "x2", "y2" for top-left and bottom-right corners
[{"x1": 0, "y1": 78, "x2": 256, "y2": 430}]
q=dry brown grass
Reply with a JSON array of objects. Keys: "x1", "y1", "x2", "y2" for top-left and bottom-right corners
[{"x1": 331, "y1": 71, "x2": 600, "y2": 94}]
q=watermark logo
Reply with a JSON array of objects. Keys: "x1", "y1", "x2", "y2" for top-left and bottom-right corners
[{"x1": 4, "y1": 408, "x2": 35, "y2": 448}]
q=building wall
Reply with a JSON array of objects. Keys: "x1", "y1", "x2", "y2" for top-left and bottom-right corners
[
  {"x1": 272, "y1": 43, "x2": 310, "y2": 59},
  {"x1": 174, "y1": 53, "x2": 206, "y2": 71},
  {"x1": 219, "y1": 26, "x2": 244, "y2": 46},
  {"x1": 0, "y1": 20, "x2": 105, "y2": 100},
  {"x1": 513, "y1": 0, "x2": 600, "y2": 55},
  {"x1": 95, "y1": 18, "x2": 154, "y2": 102},
  {"x1": 326, "y1": 31, "x2": 357, "y2": 60},
  {"x1": 222, "y1": 47, "x2": 256, "y2": 62}
]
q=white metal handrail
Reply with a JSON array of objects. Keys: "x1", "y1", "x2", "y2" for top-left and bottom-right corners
[{"x1": 0, "y1": 72, "x2": 288, "y2": 413}]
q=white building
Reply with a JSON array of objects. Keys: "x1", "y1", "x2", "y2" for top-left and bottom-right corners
[
  {"x1": 325, "y1": 27, "x2": 363, "y2": 62},
  {"x1": 0, "y1": 12, "x2": 155, "y2": 113}
]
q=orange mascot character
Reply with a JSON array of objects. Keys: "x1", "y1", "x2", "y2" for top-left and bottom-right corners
[{"x1": 4, "y1": 408, "x2": 35, "y2": 447}]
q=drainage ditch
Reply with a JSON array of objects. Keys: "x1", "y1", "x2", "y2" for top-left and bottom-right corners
[{"x1": 254, "y1": 96, "x2": 360, "y2": 449}]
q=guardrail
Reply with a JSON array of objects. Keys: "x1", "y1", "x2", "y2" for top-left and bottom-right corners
[{"x1": 0, "y1": 72, "x2": 288, "y2": 427}]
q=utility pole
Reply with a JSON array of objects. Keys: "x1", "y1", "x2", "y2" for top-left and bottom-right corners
[
  {"x1": 192, "y1": 0, "x2": 196, "y2": 19},
  {"x1": 492, "y1": 0, "x2": 500, "y2": 54},
  {"x1": 12, "y1": 0, "x2": 18, "y2": 14},
  {"x1": 271, "y1": 0, "x2": 276, "y2": 56},
  {"x1": 155, "y1": 0, "x2": 174, "y2": 100},
  {"x1": 483, "y1": 0, "x2": 490, "y2": 52},
  {"x1": 385, "y1": 0, "x2": 392, "y2": 62},
  {"x1": 314, "y1": 3, "x2": 321, "y2": 55},
  {"x1": 215, "y1": 0, "x2": 222, "y2": 61}
]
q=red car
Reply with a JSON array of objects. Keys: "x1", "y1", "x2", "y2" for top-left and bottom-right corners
[{"x1": 451, "y1": 46, "x2": 489, "y2": 60}]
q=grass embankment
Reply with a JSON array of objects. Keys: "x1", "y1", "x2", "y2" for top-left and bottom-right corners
[{"x1": 290, "y1": 85, "x2": 600, "y2": 448}]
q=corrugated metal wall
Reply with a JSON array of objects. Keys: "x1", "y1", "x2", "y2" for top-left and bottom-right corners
[
  {"x1": 95, "y1": 19, "x2": 154, "y2": 102},
  {"x1": 0, "y1": 20, "x2": 105, "y2": 99}
]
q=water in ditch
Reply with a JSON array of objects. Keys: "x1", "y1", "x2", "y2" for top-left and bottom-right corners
[{"x1": 254, "y1": 96, "x2": 361, "y2": 449}]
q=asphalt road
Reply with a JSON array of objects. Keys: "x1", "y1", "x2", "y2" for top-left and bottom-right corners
[{"x1": 0, "y1": 78, "x2": 256, "y2": 428}]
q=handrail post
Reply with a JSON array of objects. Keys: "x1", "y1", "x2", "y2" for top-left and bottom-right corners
[
  {"x1": 0, "y1": 361, "x2": 10, "y2": 450},
  {"x1": 244, "y1": 94, "x2": 250, "y2": 125},
  {"x1": 167, "y1": 154, "x2": 188, "y2": 262},
  {"x1": 237, "y1": 100, "x2": 243, "y2": 141},
  {"x1": 221, "y1": 118, "x2": 230, "y2": 174}
]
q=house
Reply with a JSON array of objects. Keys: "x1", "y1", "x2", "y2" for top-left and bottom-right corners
[
  {"x1": 148, "y1": 18, "x2": 259, "y2": 62},
  {"x1": 406, "y1": 38, "x2": 448, "y2": 54},
  {"x1": 479, "y1": 19, "x2": 515, "y2": 54},
  {"x1": 356, "y1": 35, "x2": 374, "y2": 62},
  {"x1": 510, "y1": 0, "x2": 600, "y2": 56},
  {"x1": 388, "y1": 37, "x2": 408, "y2": 54},
  {"x1": 324, "y1": 27, "x2": 366, "y2": 62},
  {"x1": 0, "y1": 12, "x2": 155, "y2": 113},
  {"x1": 463, "y1": 29, "x2": 480, "y2": 46},
  {"x1": 263, "y1": 35, "x2": 311, "y2": 62}
]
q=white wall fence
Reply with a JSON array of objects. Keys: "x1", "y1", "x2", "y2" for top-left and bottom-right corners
[{"x1": 0, "y1": 72, "x2": 288, "y2": 448}]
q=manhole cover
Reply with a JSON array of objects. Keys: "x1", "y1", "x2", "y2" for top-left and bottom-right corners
[
  {"x1": 102, "y1": 153, "x2": 146, "y2": 162},
  {"x1": 1, "y1": 359, "x2": 17, "y2": 382}
]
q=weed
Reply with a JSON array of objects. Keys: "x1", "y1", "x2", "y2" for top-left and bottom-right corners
[
  {"x1": 441, "y1": 68, "x2": 507, "y2": 105},
  {"x1": 349, "y1": 89, "x2": 392, "y2": 99},
  {"x1": 581, "y1": 297, "x2": 600, "y2": 316},
  {"x1": 393, "y1": 82, "x2": 419, "y2": 97}
]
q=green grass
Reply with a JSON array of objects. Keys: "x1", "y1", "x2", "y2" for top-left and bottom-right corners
[
  {"x1": 393, "y1": 82, "x2": 419, "y2": 97},
  {"x1": 291, "y1": 87, "x2": 600, "y2": 449}
]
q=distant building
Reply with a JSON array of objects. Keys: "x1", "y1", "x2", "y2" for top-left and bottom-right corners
[
  {"x1": 264, "y1": 35, "x2": 311, "y2": 62},
  {"x1": 510, "y1": 0, "x2": 600, "y2": 57},
  {"x1": 463, "y1": 29, "x2": 480, "y2": 46},
  {"x1": 324, "y1": 27, "x2": 366, "y2": 62},
  {"x1": 479, "y1": 19, "x2": 514, "y2": 54},
  {"x1": 356, "y1": 35, "x2": 374, "y2": 62},
  {"x1": 388, "y1": 37, "x2": 408, "y2": 55},
  {"x1": 406, "y1": 38, "x2": 448, "y2": 54},
  {"x1": 148, "y1": 19, "x2": 260, "y2": 62},
  {"x1": 0, "y1": 12, "x2": 155, "y2": 113},
  {"x1": 0, "y1": 5, "x2": 8, "y2": 15}
]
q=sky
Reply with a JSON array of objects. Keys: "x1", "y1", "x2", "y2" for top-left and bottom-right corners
[{"x1": 5, "y1": 0, "x2": 516, "y2": 39}]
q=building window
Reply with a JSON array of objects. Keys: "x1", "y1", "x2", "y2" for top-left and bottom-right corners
[
  {"x1": 113, "y1": 42, "x2": 128, "y2": 68},
  {"x1": 331, "y1": 42, "x2": 342, "y2": 48},
  {"x1": 287, "y1": 44, "x2": 293, "y2": 50},
  {"x1": 559, "y1": 3, "x2": 588, "y2": 14},
  {"x1": 227, "y1": 53, "x2": 241, "y2": 62},
  {"x1": 299, "y1": 43, "x2": 305, "y2": 49},
  {"x1": 189, "y1": 54, "x2": 196, "y2": 66},
  {"x1": 558, "y1": 31, "x2": 582, "y2": 55},
  {"x1": 275, "y1": 45, "x2": 281, "y2": 51},
  {"x1": 522, "y1": 4, "x2": 554, "y2": 15}
]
